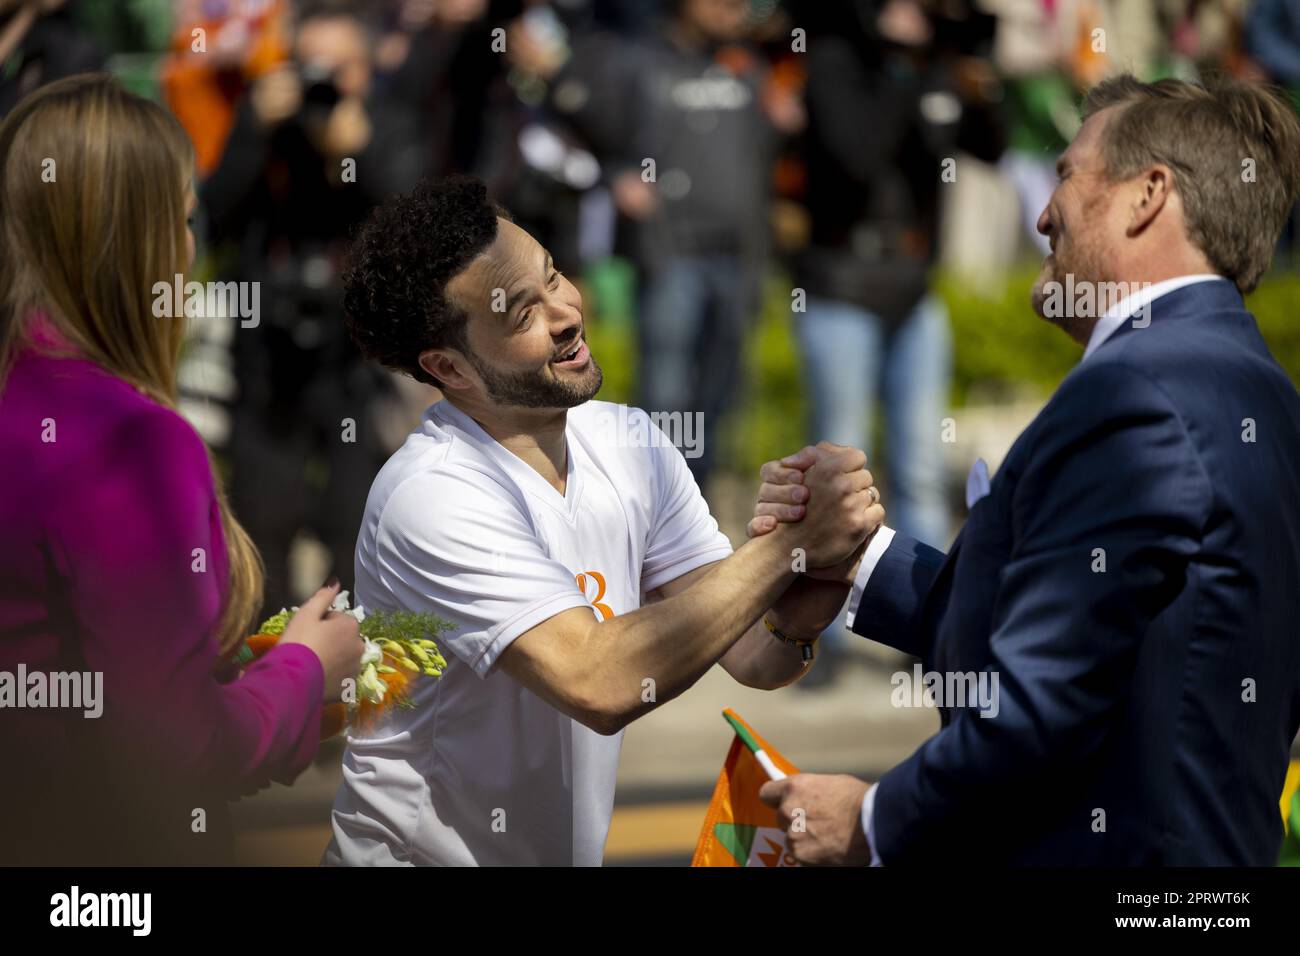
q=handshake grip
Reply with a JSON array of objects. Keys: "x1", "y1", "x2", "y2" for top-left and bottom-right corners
[{"x1": 750, "y1": 442, "x2": 886, "y2": 578}]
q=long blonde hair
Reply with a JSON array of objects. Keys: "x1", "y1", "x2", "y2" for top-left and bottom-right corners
[{"x1": 0, "y1": 73, "x2": 262, "y2": 654}]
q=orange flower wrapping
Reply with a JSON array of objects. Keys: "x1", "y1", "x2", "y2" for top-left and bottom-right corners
[
  {"x1": 244, "y1": 632, "x2": 281, "y2": 658},
  {"x1": 242, "y1": 633, "x2": 413, "y2": 738},
  {"x1": 357, "y1": 656, "x2": 411, "y2": 730}
]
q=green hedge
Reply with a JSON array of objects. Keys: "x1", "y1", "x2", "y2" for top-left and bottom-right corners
[
  {"x1": 938, "y1": 266, "x2": 1300, "y2": 405},
  {"x1": 583, "y1": 259, "x2": 1300, "y2": 476},
  {"x1": 1246, "y1": 271, "x2": 1300, "y2": 383}
]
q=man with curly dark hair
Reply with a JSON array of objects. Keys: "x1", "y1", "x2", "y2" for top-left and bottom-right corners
[
  {"x1": 324, "y1": 176, "x2": 885, "y2": 866},
  {"x1": 341, "y1": 177, "x2": 599, "y2": 408}
]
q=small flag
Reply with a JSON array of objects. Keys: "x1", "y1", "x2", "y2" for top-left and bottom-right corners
[
  {"x1": 1279, "y1": 761, "x2": 1300, "y2": 866},
  {"x1": 691, "y1": 709, "x2": 800, "y2": 867}
]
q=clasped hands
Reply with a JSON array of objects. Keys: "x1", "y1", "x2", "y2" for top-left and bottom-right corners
[
  {"x1": 747, "y1": 441, "x2": 884, "y2": 866},
  {"x1": 747, "y1": 441, "x2": 885, "y2": 583}
]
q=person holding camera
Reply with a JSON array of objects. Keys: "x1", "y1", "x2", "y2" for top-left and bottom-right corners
[{"x1": 203, "y1": 2, "x2": 424, "y2": 616}]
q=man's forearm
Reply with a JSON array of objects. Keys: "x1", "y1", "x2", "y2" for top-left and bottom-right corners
[
  {"x1": 717, "y1": 617, "x2": 808, "y2": 690},
  {"x1": 721, "y1": 577, "x2": 854, "y2": 689},
  {"x1": 769, "y1": 577, "x2": 853, "y2": 639},
  {"x1": 590, "y1": 526, "x2": 800, "y2": 723}
]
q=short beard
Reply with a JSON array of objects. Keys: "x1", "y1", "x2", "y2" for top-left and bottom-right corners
[
  {"x1": 1031, "y1": 243, "x2": 1111, "y2": 345},
  {"x1": 466, "y1": 348, "x2": 603, "y2": 409}
]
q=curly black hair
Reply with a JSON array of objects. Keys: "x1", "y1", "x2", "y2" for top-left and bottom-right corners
[{"x1": 342, "y1": 176, "x2": 507, "y2": 388}]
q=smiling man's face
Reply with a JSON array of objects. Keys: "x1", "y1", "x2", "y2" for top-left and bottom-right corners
[
  {"x1": 1031, "y1": 106, "x2": 1131, "y2": 338},
  {"x1": 442, "y1": 218, "x2": 602, "y2": 410}
]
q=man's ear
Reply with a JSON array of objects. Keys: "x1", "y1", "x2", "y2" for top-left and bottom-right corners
[
  {"x1": 419, "y1": 349, "x2": 474, "y2": 392},
  {"x1": 1128, "y1": 164, "x2": 1173, "y2": 236}
]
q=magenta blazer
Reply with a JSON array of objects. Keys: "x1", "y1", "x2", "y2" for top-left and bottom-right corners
[{"x1": 0, "y1": 315, "x2": 324, "y2": 864}]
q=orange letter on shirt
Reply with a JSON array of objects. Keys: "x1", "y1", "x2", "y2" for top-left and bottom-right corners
[{"x1": 575, "y1": 571, "x2": 614, "y2": 621}]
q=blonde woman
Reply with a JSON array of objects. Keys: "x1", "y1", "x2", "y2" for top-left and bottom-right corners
[{"x1": 0, "y1": 74, "x2": 361, "y2": 865}]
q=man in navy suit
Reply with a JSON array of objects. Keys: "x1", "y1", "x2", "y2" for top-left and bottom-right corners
[{"x1": 750, "y1": 74, "x2": 1300, "y2": 865}]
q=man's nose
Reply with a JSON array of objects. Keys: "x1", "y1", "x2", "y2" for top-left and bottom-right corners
[
  {"x1": 551, "y1": 309, "x2": 582, "y2": 342},
  {"x1": 1036, "y1": 206, "x2": 1053, "y2": 238}
]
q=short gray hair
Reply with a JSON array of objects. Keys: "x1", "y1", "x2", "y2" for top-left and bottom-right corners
[{"x1": 1082, "y1": 74, "x2": 1300, "y2": 293}]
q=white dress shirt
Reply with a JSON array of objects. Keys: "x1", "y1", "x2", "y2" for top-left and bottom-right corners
[
  {"x1": 849, "y1": 273, "x2": 1225, "y2": 865},
  {"x1": 1081, "y1": 274, "x2": 1222, "y2": 360}
]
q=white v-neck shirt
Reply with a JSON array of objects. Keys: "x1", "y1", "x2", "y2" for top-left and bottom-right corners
[{"x1": 323, "y1": 399, "x2": 732, "y2": 866}]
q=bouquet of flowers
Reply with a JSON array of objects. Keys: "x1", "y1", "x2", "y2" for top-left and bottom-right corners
[{"x1": 233, "y1": 591, "x2": 450, "y2": 737}]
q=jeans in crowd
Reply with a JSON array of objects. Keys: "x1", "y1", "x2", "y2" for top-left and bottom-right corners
[
  {"x1": 636, "y1": 254, "x2": 759, "y2": 487},
  {"x1": 797, "y1": 293, "x2": 953, "y2": 550},
  {"x1": 794, "y1": 292, "x2": 953, "y2": 662}
]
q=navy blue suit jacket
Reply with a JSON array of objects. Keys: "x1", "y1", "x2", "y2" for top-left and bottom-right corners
[{"x1": 852, "y1": 278, "x2": 1300, "y2": 865}]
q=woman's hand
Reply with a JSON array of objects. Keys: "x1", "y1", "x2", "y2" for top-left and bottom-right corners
[{"x1": 279, "y1": 580, "x2": 363, "y2": 703}]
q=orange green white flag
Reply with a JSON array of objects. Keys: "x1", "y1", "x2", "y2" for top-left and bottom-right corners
[
  {"x1": 691, "y1": 709, "x2": 800, "y2": 867},
  {"x1": 1279, "y1": 760, "x2": 1300, "y2": 866}
]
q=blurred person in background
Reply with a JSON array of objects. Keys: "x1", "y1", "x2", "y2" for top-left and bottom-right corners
[
  {"x1": 987, "y1": 0, "x2": 1090, "y2": 255},
  {"x1": 367, "y1": 0, "x2": 508, "y2": 445},
  {"x1": 1165, "y1": 0, "x2": 1258, "y2": 78},
  {"x1": 588, "y1": 0, "x2": 661, "y2": 36},
  {"x1": 0, "y1": 74, "x2": 361, "y2": 865},
  {"x1": 494, "y1": 0, "x2": 606, "y2": 274},
  {"x1": 204, "y1": 0, "x2": 424, "y2": 616},
  {"x1": 162, "y1": 1, "x2": 294, "y2": 449},
  {"x1": 601, "y1": 0, "x2": 801, "y2": 490},
  {"x1": 460, "y1": 0, "x2": 700, "y2": 301},
  {"x1": 790, "y1": 0, "x2": 1004, "y2": 685},
  {"x1": 162, "y1": 0, "x2": 293, "y2": 178},
  {"x1": 487, "y1": 0, "x2": 662, "y2": 295},
  {"x1": 1247, "y1": 0, "x2": 1300, "y2": 89},
  {"x1": 1245, "y1": 0, "x2": 1300, "y2": 255},
  {"x1": 0, "y1": 0, "x2": 103, "y2": 116},
  {"x1": 373, "y1": 0, "x2": 502, "y2": 183},
  {"x1": 986, "y1": 0, "x2": 1161, "y2": 254}
]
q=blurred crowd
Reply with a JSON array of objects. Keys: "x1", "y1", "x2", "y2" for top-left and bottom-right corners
[{"x1": 3, "y1": 0, "x2": 1299, "y2": 619}]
